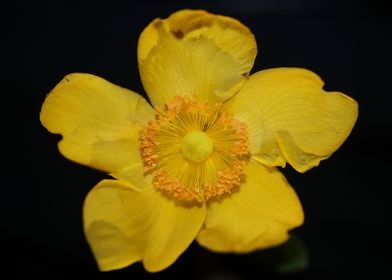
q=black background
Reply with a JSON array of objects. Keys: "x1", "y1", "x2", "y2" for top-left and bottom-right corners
[{"x1": 4, "y1": 0, "x2": 392, "y2": 278}]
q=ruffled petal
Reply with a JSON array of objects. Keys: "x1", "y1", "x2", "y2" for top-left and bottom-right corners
[
  {"x1": 83, "y1": 179, "x2": 206, "y2": 272},
  {"x1": 227, "y1": 68, "x2": 358, "y2": 172},
  {"x1": 197, "y1": 161, "x2": 303, "y2": 253},
  {"x1": 40, "y1": 73, "x2": 154, "y2": 173},
  {"x1": 138, "y1": 9, "x2": 257, "y2": 106}
]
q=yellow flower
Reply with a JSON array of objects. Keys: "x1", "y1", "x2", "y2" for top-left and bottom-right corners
[{"x1": 40, "y1": 10, "x2": 358, "y2": 272}]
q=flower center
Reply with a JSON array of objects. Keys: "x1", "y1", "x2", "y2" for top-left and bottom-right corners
[
  {"x1": 140, "y1": 96, "x2": 249, "y2": 203},
  {"x1": 181, "y1": 131, "x2": 213, "y2": 163}
]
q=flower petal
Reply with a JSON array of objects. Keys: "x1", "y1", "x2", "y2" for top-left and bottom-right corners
[
  {"x1": 227, "y1": 68, "x2": 358, "y2": 172},
  {"x1": 83, "y1": 179, "x2": 206, "y2": 272},
  {"x1": 196, "y1": 161, "x2": 303, "y2": 253},
  {"x1": 138, "y1": 9, "x2": 257, "y2": 106},
  {"x1": 40, "y1": 73, "x2": 155, "y2": 173}
]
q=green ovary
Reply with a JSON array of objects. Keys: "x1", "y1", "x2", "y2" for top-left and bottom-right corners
[{"x1": 181, "y1": 131, "x2": 213, "y2": 163}]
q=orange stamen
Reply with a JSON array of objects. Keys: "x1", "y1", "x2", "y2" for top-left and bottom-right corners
[{"x1": 139, "y1": 96, "x2": 249, "y2": 202}]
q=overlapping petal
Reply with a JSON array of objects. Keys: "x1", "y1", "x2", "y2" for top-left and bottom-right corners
[
  {"x1": 138, "y1": 9, "x2": 257, "y2": 106},
  {"x1": 83, "y1": 179, "x2": 207, "y2": 272},
  {"x1": 40, "y1": 73, "x2": 155, "y2": 173},
  {"x1": 227, "y1": 68, "x2": 358, "y2": 172},
  {"x1": 197, "y1": 161, "x2": 303, "y2": 252}
]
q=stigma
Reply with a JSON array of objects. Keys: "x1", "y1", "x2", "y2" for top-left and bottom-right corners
[{"x1": 181, "y1": 131, "x2": 213, "y2": 163}]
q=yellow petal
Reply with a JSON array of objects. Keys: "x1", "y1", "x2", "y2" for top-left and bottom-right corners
[
  {"x1": 228, "y1": 68, "x2": 358, "y2": 172},
  {"x1": 110, "y1": 163, "x2": 150, "y2": 192},
  {"x1": 196, "y1": 161, "x2": 303, "y2": 253},
  {"x1": 138, "y1": 9, "x2": 257, "y2": 106},
  {"x1": 40, "y1": 73, "x2": 155, "y2": 173},
  {"x1": 83, "y1": 179, "x2": 206, "y2": 272}
]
